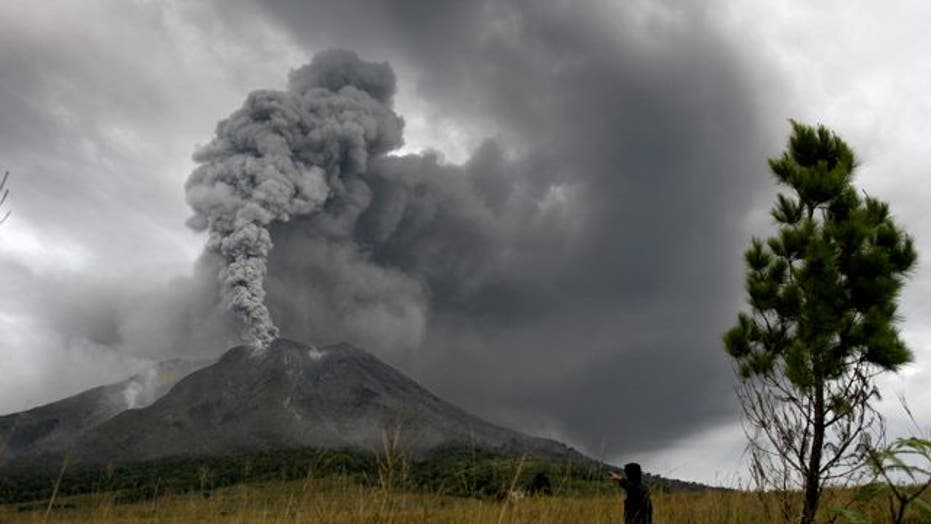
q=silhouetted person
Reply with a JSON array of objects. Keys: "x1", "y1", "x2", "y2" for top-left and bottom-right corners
[
  {"x1": 610, "y1": 462, "x2": 652, "y2": 524},
  {"x1": 530, "y1": 472, "x2": 552, "y2": 495}
]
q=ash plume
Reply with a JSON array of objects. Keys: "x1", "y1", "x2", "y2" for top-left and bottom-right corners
[
  {"x1": 0, "y1": 0, "x2": 796, "y2": 470},
  {"x1": 184, "y1": 50, "x2": 403, "y2": 348}
]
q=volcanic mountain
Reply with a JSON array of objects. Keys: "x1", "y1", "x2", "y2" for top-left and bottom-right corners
[{"x1": 2, "y1": 339, "x2": 581, "y2": 467}]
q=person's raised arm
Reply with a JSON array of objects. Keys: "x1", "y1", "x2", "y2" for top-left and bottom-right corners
[{"x1": 609, "y1": 471, "x2": 629, "y2": 488}]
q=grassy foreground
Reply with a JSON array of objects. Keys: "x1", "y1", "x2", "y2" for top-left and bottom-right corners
[
  {"x1": 1, "y1": 476, "x2": 748, "y2": 523},
  {"x1": 1, "y1": 446, "x2": 927, "y2": 523},
  {"x1": 4, "y1": 476, "x2": 927, "y2": 523}
]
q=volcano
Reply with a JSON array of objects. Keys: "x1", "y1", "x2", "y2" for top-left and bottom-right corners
[{"x1": 2, "y1": 339, "x2": 580, "y2": 467}]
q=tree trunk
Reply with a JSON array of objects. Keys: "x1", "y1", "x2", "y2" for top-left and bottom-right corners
[{"x1": 801, "y1": 384, "x2": 825, "y2": 524}]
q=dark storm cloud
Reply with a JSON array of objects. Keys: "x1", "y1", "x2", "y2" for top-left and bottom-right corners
[
  {"x1": 0, "y1": 2, "x2": 310, "y2": 412},
  {"x1": 0, "y1": 0, "x2": 781, "y2": 459},
  {"x1": 207, "y1": 0, "x2": 781, "y2": 456},
  {"x1": 0, "y1": 3, "x2": 199, "y2": 268},
  {"x1": 0, "y1": 253, "x2": 238, "y2": 359}
]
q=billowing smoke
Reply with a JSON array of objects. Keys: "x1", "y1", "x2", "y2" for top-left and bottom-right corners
[
  {"x1": 0, "y1": 0, "x2": 795, "y2": 469},
  {"x1": 196, "y1": 30, "x2": 771, "y2": 459},
  {"x1": 184, "y1": 50, "x2": 403, "y2": 348},
  {"x1": 23, "y1": 28, "x2": 768, "y2": 459}
]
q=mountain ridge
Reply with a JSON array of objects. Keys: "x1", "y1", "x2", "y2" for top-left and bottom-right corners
[
  {"x1": 0, "y1": 358, "x2": 208, "y2": 464},
  {"x1": 2, "y1": 339, "x2": 583, "y2": 468}
]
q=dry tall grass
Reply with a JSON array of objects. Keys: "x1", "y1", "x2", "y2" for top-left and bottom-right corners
[
  {"x1": 4, "y1": 475, "x2": 926, "y2": 523},
  {"x1": 0, "y1": 478, "x2": 716, "y2": 523}
]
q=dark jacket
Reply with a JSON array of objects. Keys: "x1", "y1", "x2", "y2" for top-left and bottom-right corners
[{"x1": 619, "y1": 478, "x2": 653, "y2": 524}]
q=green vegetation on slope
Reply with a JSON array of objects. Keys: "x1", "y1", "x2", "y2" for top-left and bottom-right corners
[{"x1": 0, "y1": 444, "x2": 710, "y2": 507}]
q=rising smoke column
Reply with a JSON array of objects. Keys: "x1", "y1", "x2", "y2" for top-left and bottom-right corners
[{"x1": 184, "y1": 50, "x2": 404, "y2": 348}]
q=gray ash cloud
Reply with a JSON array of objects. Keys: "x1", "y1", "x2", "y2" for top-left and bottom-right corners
[
  {"x1": 184, "y1": 50, "x2": 404, "y2": 348},
  {"x1": 3, "y1": 0, "x2": 783, "y2": 460},
  {"x1": 209, "y1": 0, "x2": 780, "y2": 457}
]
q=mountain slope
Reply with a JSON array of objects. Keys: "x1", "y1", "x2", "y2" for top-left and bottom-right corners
[
  {"x1": 0, "y1": 358, "x2": 208, "y2": 463},
  {"x1": 34, "y1": 339, "x2": 580, "y2": 463},
  {"x1": 1, "y1": 339, "x2": 582, "y2": 468},
  {"x1": 63, "y1": 338, "x2": 580, "y2": 465}
]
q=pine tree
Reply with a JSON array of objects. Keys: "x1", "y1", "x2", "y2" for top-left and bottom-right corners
[{"x1": 723, "y1": 122, "x2": 916, "y2": 524}]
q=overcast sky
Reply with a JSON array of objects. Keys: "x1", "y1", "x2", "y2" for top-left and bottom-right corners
[{"x1": 1, "y1": 0, "x2": 930, "y2": 485}]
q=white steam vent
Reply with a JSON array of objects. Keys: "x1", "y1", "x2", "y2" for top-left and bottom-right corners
[{"x1": 122, "y1": 366, "x2": 160, "y2": 409}]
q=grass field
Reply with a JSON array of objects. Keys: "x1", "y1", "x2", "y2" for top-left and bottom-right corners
[
  {"x1": 0, "y1": 476, "x2": 741, "y2": 523},
  {"x1": 0, "y1": 443, "x2": 926, "y2": 523},
  {"x1": 2, "y1": 474, "x2": 927, "y2": 523}
]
